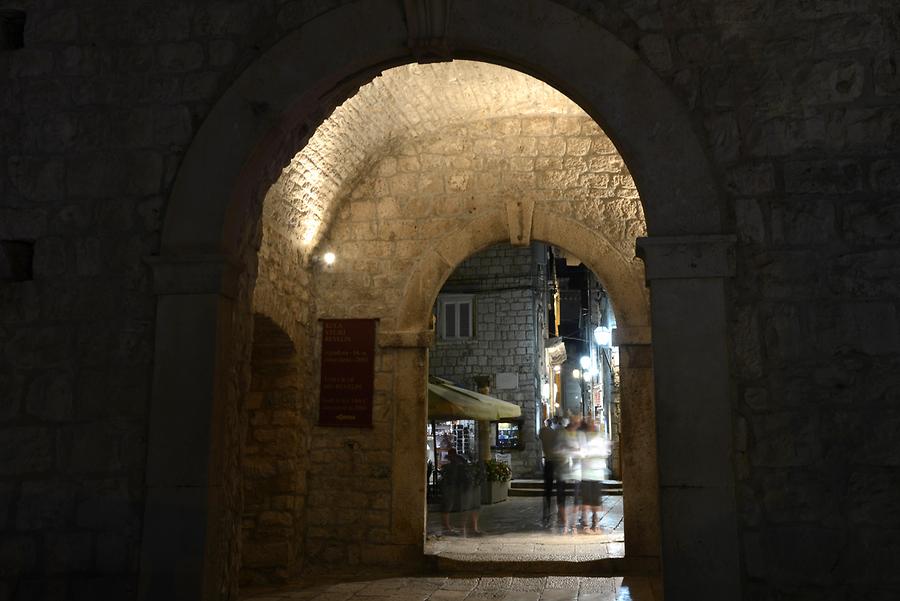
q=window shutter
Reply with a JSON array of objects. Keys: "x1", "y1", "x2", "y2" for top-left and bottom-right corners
[
  {"x1": 458, "y1": 302, "x2": 471, "y2": 338},
  {"x1": 445, "y1": 302, "x2": 457, "y2": 338}
]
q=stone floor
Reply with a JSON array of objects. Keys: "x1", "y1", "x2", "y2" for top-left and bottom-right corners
[
  {"x1": 425, "y1": 496, "x2": 625, "y2": 562},
  {"x1": 243, "y1": 575, "x2": 661, "y2": 600},
  {"x1": 242, "y1": 496, "x2": 658, "y2": 601}
]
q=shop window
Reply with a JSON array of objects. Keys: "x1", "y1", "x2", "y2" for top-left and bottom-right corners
[
  {"x1": 493, "y1": 420, "x2": 522, "y2": 450},
  {"x1": 437, "y1": 294, "x2": 474, "y2": 340}
]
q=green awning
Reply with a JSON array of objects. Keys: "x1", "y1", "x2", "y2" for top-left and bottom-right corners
[{"x1": 427, "y1": 377, "x2": 522, "y2": 421}]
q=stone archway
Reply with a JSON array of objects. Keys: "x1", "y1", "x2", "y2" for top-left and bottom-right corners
[
  {"x1": 144, "y1": 1, "x2": 740, "y2": 600},
  {"x1": 391, "y1": 207, "x2": 659, "y2": 561},
  {"x1": 396, "y1": 209, "x2": 649, "y2": 333}
]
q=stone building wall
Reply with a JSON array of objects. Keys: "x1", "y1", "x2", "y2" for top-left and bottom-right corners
[
  {"x1": 240, "y1": 314, "x2": 306, "y2": 586},
  {"x1": 301, "y1": 329, "x2": 403, "y2": 568},
  {"x1": 429, "y1": 243, "x2": 544, "y2": 478},
  {"x1": 0, "y1": 1, "x2": 897, "y2": 599},
  {"x1": 312, "y1": 114, "x2": 644, "y2": 316},
  {"x1": 243, "y1": 210, "x2": 318, "y2": 582},
  {"x1": 298, "y1": 116, "x2": 644, "y2": 566}
]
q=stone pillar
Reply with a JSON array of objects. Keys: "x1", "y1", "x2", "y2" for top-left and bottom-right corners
[
  {"x1": 379, "y1": 330, "x2": 433, "y2": 562},
  {"x1": 614, "y1": 326, "x2": 660, "y2": 561},
  {"x1": 636, "y1": 235, "x2": 741, "y2": 600},
  {"x1": 477, "y1": 421, "x2": 492, "y2": 463},
  {"x1": 475, "y1": 380, "x2": 493, "y2": 463},
  {"x1": 139, "y1": 255, "x2": 243, "y2": 601}
]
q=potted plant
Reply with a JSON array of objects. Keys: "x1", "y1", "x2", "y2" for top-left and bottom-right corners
[{"x1": 482, "y1": 458, "x2": 512, "y2": 504}]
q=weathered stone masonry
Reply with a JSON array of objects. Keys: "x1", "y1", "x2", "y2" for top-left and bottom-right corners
[
  {"x1": 288, "y1": 108, "x2": 649, "y2": 569},
  {"x1": 240, "y1": 314, "x2": 307, "y2": 586},
  {"x1": 0, "y1": 1, "x2": 898, "y2": 600}
]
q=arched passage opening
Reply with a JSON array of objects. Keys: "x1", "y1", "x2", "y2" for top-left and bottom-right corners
[
  {"x1": 386, "y1": 206, "x2": 657, "y2": 569},
  {"x1": 275, "y1": 60, "x2": 659, "y2": 574},
  {"x1": 420, "y1": 240, "x2": 638, "y2": 565},
  {"x1": 243, "y1": 59, "x2": 658, "y2": 578},
  {"x1": 142, "y1": 2, "x2": 739, "y2": 600}
]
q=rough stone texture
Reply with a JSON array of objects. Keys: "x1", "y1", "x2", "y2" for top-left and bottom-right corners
[
  {"x1": 0, "y1": 1, "x2": 897, "y2": 600},
  {"x1": 301, "y1": 345, "x2": 399, "y2": 569},
  {"x1": 264, "y1": 61, "x2": 590, "y2": 253},
  {"x1": 240, "y1": 314, "x2": 308, "y2": 586},
  {"x1": 290, "y1": 110, "x2": 649, "y2": 567},
  {"x1": 429, "y1": 244, "x2": 546, "y2": 478},
  {"x1": 305, "y1": 113, "x2": 647, "y2": 325}
]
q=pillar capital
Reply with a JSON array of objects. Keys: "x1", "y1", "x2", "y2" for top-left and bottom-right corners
[
  {"x1": 146, "y1": 253, "x2": 243, "y2": 298},
  {"x1": 635, "y1": 235, "x2": 735, "y2": 282},
  {"x1": 612, "y1": 325, "x2": 651, "y2": 347},
  {"x1": 613, "y1": 326, "x2": 652, "y2": 369}
]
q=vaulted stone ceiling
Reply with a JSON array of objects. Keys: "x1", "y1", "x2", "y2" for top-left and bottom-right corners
[{"x1": 263, "y1": 60, "x2": 639, "y2": 253}]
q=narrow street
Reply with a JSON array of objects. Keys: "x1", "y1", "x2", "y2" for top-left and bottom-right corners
[{"x1": 426, "y1": 496, "x2": 625, "y2": 562}]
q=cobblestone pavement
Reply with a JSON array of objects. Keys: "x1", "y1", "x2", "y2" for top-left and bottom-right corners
[
  {"x1": 426, "y1": 496, "x2": 624, "y2": 562},
  {"x1": 241, "y1": 497, "x2": 651, "y2": 601},
  {"x1": 243, "y1": 575, "x2": 660, "y2": 600}
]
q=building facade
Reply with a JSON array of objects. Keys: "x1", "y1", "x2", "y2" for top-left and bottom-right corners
[{"x1": 429, "y1": 243, "x2": 548, "y2": 478}]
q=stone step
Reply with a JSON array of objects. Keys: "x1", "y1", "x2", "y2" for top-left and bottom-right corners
[
  {"x1": 426, "y1": 555, "x2": 660, "y2": 577},
  {"x1": 509, "y1": 479, "x2": 623, "y2": 496}
]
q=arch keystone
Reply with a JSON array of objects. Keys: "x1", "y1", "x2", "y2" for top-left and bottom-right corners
[
  {"x1": 404, "y1": 0, "x2": 454, "y2": 63},
  {"x1": 505, "y1": 198, "x2": 534, "y2": 247}
]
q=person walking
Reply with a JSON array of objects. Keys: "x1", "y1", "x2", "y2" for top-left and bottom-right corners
[
  {"x1": 539, "y1": 417, "x2": 560, "y2": 527},
  {"x1": 579, "y1": 417, "x2": 610, "y2": 533},
  {"x1": 439, "y1": 445, "x2": 465, "y2": 534},
  {"x1": 555, "y1": 415, "x2": 583, "y2": 535}
]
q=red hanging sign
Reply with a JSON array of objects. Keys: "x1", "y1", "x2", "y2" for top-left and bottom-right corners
[{"x1": 318, "y1": 319, "x2": 376, "y2": 427}]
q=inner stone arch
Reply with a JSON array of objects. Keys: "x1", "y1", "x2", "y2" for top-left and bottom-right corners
[
  {"x1": 262, "y1": 60, "x2": 642, "y2": 259},
  {"x1": 244, "y1": 60, "x2": 658, "y2": 580},
  {"x1": 257, "y1": 60, "x2": 649, "y2": 329}
]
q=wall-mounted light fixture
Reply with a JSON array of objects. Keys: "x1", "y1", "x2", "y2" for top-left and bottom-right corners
[{"x1": 323, "y1": 251, "x2": 336, "y2": 265}]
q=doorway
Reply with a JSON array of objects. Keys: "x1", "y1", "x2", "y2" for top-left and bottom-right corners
[
  {"x1": 145, "y1": 3, "x2": 738, "y2": 598},
  {"x1": 424, "y1": 242, "x2": 629, "y2": 566}
]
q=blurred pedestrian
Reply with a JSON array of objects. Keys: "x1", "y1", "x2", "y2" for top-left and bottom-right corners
[
  {"x1": 439, "y1": 445, "x2": 464, "y2": 534},
  {"x1": 439, "y1": 445, "x2": 483, "y2": 536},
  {"x1": 539, "y1": 417, "x2": 560, "y2": 527},
  {"x1": 579, "y1": 417, "x2": 610, "y2": 533},
  {"x1": 555, "y1": 415, "x2": 583, "y2": 534}
]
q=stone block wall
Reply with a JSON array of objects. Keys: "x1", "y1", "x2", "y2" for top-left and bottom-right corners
[
  {"x1": 429, "y1": 243, "x2": 544, "y2": 477},
  {"x1": 311, "y1": 114, "x2": 644, "y2": 316},
  {"x1": 244, "y1": 217, "x2": 317, "y2": 580},
  {"x1": 0, "y1": 1, "x2": 898, "y2": 599},
  {"x1": 302, "y1": 343, "x2": 398, "y2": 568},
  {"x1": 296, "y1": 115, "x2": 645, "y2": 565},
  {"x1": 240, "y1": 314, "x2": 306, "y2": 586}
]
